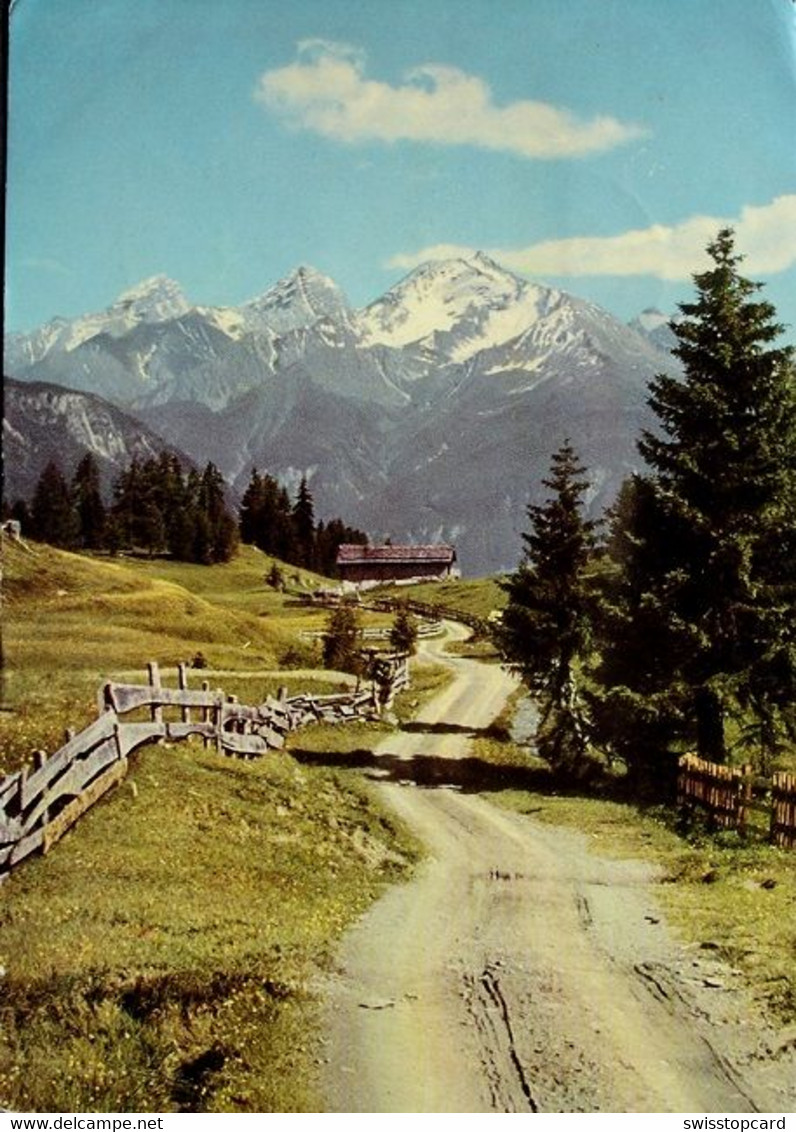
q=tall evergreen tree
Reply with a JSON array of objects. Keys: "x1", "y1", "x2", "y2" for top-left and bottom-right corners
[
  {"x1": 597, "y1": 229, "x2": 796, "y2": 773},
  {"x1": 239, "y1": 469, "x2": 265, "y2": 546},
  {"x1": 390, "y1": 602, "x2": 419, "y2": 656},
  {"x1": 71, "y1": 453, "x2": 106, "y2": 549},
  {"x1": 30, "y1": 461, "x2": 78, "y2": 547},
  {"x1": 292, "y1": 476, "x2": 316, "y2": 569},
  {"x1": 323, "y1": 602, "x2": 363, "y2": 675},
  {"x1": 497, "y1": 441, "x2": 599, "y2": 775}
]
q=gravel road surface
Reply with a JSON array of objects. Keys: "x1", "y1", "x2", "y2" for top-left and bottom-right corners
[{"x1": 323, "y1": 623, "x2": 795, "y2": 1113}]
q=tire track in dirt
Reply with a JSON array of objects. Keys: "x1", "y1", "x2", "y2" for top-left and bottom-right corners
[{"x1": 322, "y1": 623, "x2": 796, "y2": 1113}]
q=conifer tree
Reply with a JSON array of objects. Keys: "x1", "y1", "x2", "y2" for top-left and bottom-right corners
[
  {"x1": 31, "y1": 461, "x2": 78, "y2": 547},
  {"x1": 596, "y1": 229, "x2": 796, "y2": 773},
  {"x1": 390, "y1": 602, "x2": 419, "y2": 656},
  {"x1": 497, "y1": 441, "x2": 599, "y2": 775},
  {"x1": 322, "y1": 602, "x2": 363, "y2": 675},
  {"x1": 71, "y1": 453, "x2": 106, "y2": 549},
  {"x1": 239, "y1": 469, "x2": 265, "y2": 546},
  {"x1": 292, "y1": 476, "x2": 316, "y2": 569}
]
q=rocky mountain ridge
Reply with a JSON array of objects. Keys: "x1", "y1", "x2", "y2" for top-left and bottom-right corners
[{"x1": 4, "y1": 255, "x2": 677, "y2": 573}]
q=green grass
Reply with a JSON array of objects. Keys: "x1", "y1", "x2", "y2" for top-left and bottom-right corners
[
  {"x1": 0, "y1": 538, "x2": 430, "y2": 1111},
  {"x1": 0, "y1": 541, "x2": 395, "y2": 774},
  {"x1": 374, "y1": 575, "x2": 506, "y2": 620},
  {"x1": 0, "y1": 738, "x2": 421, "y2": 1112}
]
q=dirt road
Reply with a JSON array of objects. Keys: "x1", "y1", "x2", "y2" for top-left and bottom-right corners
[{"x1": 323, "y1": 623, "x2": 795, "y2": 1113}]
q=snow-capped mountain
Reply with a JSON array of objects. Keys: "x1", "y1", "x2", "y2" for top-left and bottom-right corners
[
  {"x1": 4, "y1": 276, "x2": 192, "y2": 371},
  {"x1": 356, "y1": 252, "x2": 563, "y2": 364},
  {"x1": 629, "y1": 307, "x2": 678, "y2": 352},
  {"x1": 241, "y1": 265, "x2": 352, "y2": 335},
  {"x1": 4, "y1": 256, "x2": 677, "y2": 573}
]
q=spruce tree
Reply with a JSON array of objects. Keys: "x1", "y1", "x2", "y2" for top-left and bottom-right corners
[
  {"x1": 390, "y1": 602, "x2": 419, "y2": 656},
  {"x1": 323, "y1": 602, "x2": 363, "y2": 675},
  {"x1": 497, "y1": 441, "x2": 599, "y2": 776},
  {"x1": 71, "y1": 453, "x2": 106, "y2": 549},
  {"x1": 292, "y1": 476, "x2": 316, "y2": 569},
  {"x1": 598, "y1": 229, "x2": 796, "y2": 773},
  {"x1": 30, "y1": 461, "x2": 78, "y2": 547},
  {"x1": 239, "y1": 469, "x2": 265, "y2": 545}
]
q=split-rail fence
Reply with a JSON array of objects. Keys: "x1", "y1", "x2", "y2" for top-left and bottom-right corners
[{"x1": 0, "y1": 652, "x2": 409, "y2": 880}]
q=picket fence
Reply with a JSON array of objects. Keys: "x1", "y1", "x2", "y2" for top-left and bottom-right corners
[
  {"x1": 677, "y1": 753, "x2": 796, "y2": 847},
  {"x1": 0, "y1": 653, "x2": 409, "y2": 880}
]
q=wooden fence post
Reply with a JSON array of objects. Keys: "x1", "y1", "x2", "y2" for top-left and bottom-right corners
[
  {"x1": 738, "y1": 763, "x2": 752, "y2": 834},
  {"x1": 201, "y1": 680, "x2": 211, "y2": 748},
  {"x1": 147, "y1": 662, "x2": 162, "y2": 723},
  {"x1": 178, "y1": 663, "x2": 190, "y2": 724},
  {"x1": 33, "y1": 750, "x2": 48, "y2": 826}
]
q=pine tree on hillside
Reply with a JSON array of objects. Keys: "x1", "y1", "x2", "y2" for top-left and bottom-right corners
[
  {"x1": 198, "y1": 462, "x2": 238, "y2": 563},
  {"x1": 292, "y1": 476, "x2": 316, "y2": 569},
  {"x1": 497, "y1": 440, "x2": 600, "y2": 776},
  {"x1": 588, "y1": 476, "x2": 692, "y2": 787},
  {"x1": 596, "y1": 229, "x2": 796, "y2": 773},
  {"x1": 30, "y1": 461, "x2": 78, "y2": 548},
  {"x1": 390, "y1": 602, "x2": 419, "y2": 656},
  {"x1": 239, "y1": 469, "x2": 265, "y2": 546},
  {"x1": 71, "y1": 453, "x2": 106, "y2": 549},
  {"x1": 323, "y1": 602, "x2": 363, "y2": 675}
]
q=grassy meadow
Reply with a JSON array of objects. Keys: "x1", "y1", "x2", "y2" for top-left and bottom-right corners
[
  {"x1": 1, "y1": 537, "x2": 793, "y2": 1110},
  {"x1": 375, "y1": 574, "x2": 506, "y2": 621},
  {"x1": 0, "y1": 538, "x2": 453, "y2": 1112},
  {"x1": 0, "y1": 540, "x2": 397, "y2": 774}
]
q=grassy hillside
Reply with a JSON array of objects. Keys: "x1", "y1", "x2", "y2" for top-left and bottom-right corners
[
  {"x1": 0, "y1": 538, "x2": 426, "y2": 1111},
  {"x1": 0, "y1": 738, "x2": 420, "y2": 1111},
  {"x1": 375, "y1": 575, "x2": 507, "y2": 620},
  {"x1": 0, "y1": 541, "x2": 391, "y2": 774}
]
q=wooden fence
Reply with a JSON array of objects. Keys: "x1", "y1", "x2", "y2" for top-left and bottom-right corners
[
  {"x1": 0, "y1": 653, "x2": 409, "y2": 880},
  {"x1": 308, "y1": 591, "x2": 490, "y2": 638},
  {"x1": 300, "y1": 619, "x2": 443, "y2": 643},
  {"x1": 677, "y1": 754, "x2": 796, "y2": 847},
  {"x1": 771, "y1": 772, "x2": 796, "y2": 849}
]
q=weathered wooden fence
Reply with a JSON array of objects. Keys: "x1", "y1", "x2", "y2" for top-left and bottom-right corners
[
  {"x1": 677, "y1": 754, "x2": 796, "y2": 847},
  {"x1": 300, "y1": 619, "x2": 443, "y2": 643},
  {"x1": 771, "y1": 772, "x2": 796, "y2": 849},
  {"x1": 0, "y1": 653, "x2": 409, "y2": 880},
  {"x1": 309, "y1": 591, "x2": 490, "y2": 637}
]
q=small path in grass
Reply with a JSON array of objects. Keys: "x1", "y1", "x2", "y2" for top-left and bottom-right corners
[{"x1": 322, "y1": 621, "x2": 796, "y2": 1113}]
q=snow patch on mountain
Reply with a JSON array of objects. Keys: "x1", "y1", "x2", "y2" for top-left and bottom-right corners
[
  {"x1": 241, "y1": 266, "x2": 351, "y2": 335},
  {"x1": 356, "y1": 252, "x2": 569, "y2": 365}
]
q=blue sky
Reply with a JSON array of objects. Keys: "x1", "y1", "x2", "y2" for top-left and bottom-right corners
[{"x1": 6, "y1": 0, "x2": 796, "y2": 334}]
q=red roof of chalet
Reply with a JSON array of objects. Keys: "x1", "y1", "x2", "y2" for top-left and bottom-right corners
[{"x1": 336, "y1": 543, "x2": 457, "y2": 565}]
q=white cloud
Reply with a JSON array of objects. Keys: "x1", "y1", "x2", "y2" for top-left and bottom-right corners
[
  {"x1": 255, "y1": 41, "x2": 645, "y2": 159},
  {"x1": 388, "y1": 195, "x2": 796, "y2": 279},
  {"x1": 20, "y1": 256, "x2": 74, "y2": 278}
]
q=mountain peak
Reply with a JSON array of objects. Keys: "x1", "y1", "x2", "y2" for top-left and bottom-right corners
[
  {"x1": 116, "y1": 273, "x2": 181, "y2": 298},
  {"x1": 111, "y1": 275, "x2": 191, "y2": 321},
  {"x1": 242, "y1": 264, "x2": 349, "y2": 333},
  {"x1": 357, "y1": 251, "x2": 551, "y2": 355}
]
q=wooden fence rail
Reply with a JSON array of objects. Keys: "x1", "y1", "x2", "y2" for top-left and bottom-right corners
[
  {"x1": 308, "y1": 591, "x2": 490, "y2": 638},
  {"x1": 677, "y1": 754, "x2": 796, "y2": 847},
  {"x1": 0, "y1": 653, "x2": 409, "y2": 881},
  {"x1": 771, "y1": 772, "x2": 796, "y2": 849}
]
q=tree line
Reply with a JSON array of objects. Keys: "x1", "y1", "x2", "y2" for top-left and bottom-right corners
[
  {"x1": 7, "y1": 454, "x2": 239, "y2": 564},
  {"x1": 5, "y1": 454, "x2": 368, "y2": 575},
  {"x1": 497, "y1": 230, "x2": 796, "y2": 794},
  {"x1": 238, "y1": 468, "x2": 367, "y2": 577}
]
